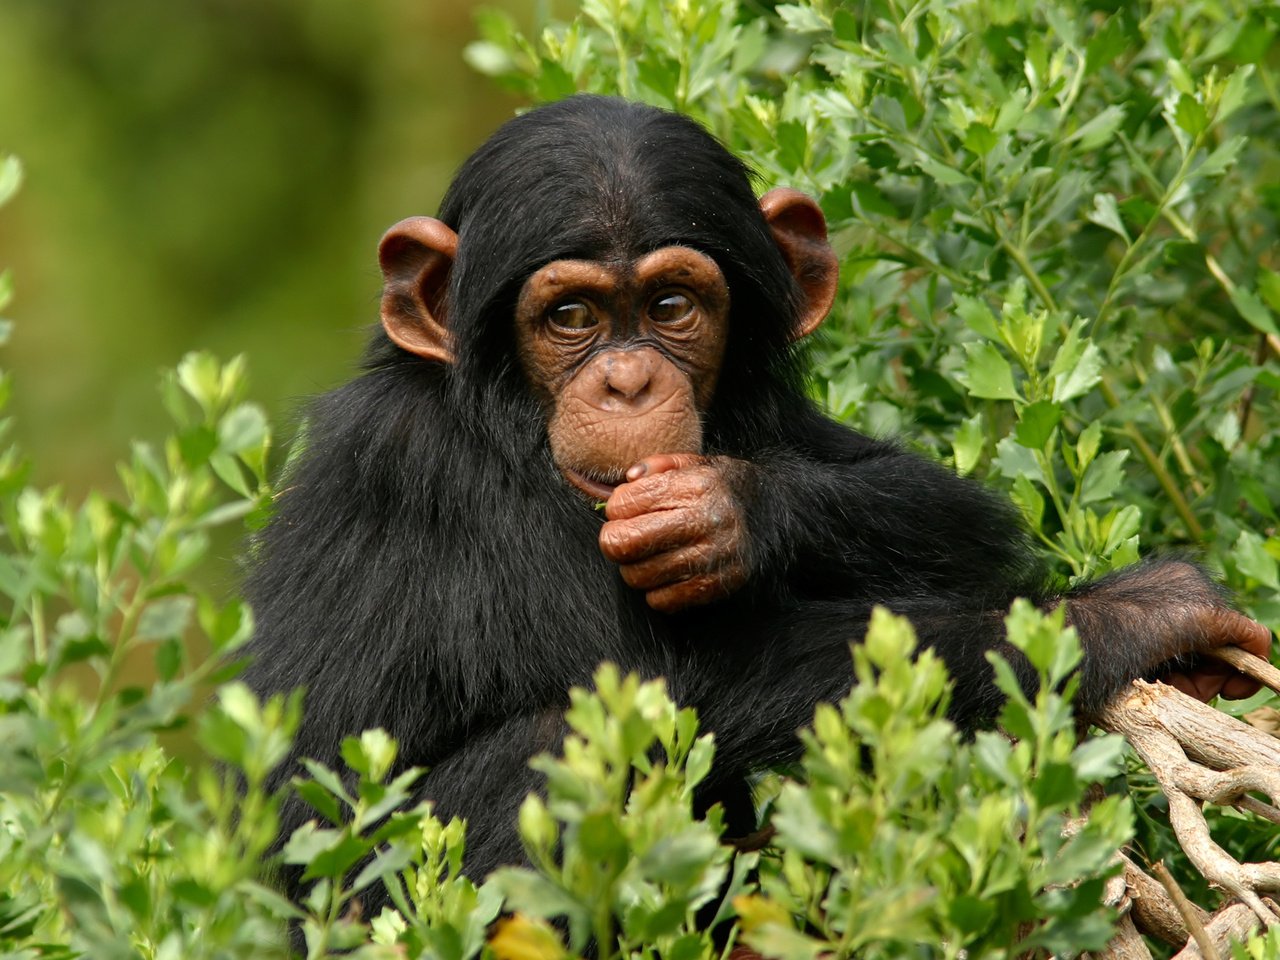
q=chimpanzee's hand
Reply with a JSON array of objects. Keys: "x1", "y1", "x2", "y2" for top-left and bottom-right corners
[
  {"x1": 1067, "y1": 560, "x2": 1274, "y2": 707},
  {"x1": 1163, "y1": 607, "x2": 1272, "y2": 701},
  {"x1": 598, "y1": 453, "x2": 750, "y2": 613}
]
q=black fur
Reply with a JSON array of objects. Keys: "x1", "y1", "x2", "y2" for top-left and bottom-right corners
[{"x1": 240, "y1": 95, "x2": 1230, "y2": 910}]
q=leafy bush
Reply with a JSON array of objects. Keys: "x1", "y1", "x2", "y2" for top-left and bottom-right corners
[{"x1": 2, "y1": 0, "x2": 1278, "y2": 956}]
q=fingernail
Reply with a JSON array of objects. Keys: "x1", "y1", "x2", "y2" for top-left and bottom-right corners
[{"x1": 627, "y1": 464, "x2": 646, "y2": 480}]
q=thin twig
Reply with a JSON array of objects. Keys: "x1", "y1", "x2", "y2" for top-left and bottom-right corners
[
  {"x1": 1206, "y1": 647, "x2": 1280, "y2": 696},
  {"x1": 1152, "y1": 861, "x2": 1220, "y2": 960}
]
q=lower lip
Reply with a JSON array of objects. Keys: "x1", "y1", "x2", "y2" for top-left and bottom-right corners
[{"x1": 563, "y1": 468, "x2": 619, "y2": 501}]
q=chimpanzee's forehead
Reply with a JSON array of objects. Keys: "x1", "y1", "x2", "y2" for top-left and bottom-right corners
[{"x1": 440, "y1": 95, "x2": 758, "y2": 235}]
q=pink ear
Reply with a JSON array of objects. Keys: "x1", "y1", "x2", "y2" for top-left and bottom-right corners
[
  {"x1": 378, "y1": 217, "x2": 460, "y2": 364},
  {"x1": 759, "y1": 188, "x2": 838, "y2": 340}
]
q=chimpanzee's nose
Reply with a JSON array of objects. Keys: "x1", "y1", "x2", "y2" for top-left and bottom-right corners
[{"x1": 602, "y1": 350, "x2": 659, "y2": 401}]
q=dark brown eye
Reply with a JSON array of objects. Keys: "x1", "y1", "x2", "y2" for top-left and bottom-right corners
[
  {"x1": 548, "y1": 301, "x2": 596, "y2": 330},
  {"x1": 650, "y1": 292, "x2": 694, "y2": 324}
]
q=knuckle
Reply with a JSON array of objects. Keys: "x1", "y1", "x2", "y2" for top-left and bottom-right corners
[
  {"x1": 599, "y1": 522, "x2": 634, "y2": 558},
  {"x1": 620, "y1": 564, "x2": 652, "y2": 589}
]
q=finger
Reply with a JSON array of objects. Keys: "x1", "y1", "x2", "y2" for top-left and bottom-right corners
[
  {"x1": 646, "y1": 574, "x2": 730, "y2": 614},
  {"x1": 625, "y1": 453, "x2": 706, "y2": 482},
  {"x1": 1165, "y1": 673, "x2": 1200, "y2": 698},
  {"x1": 618, "y1": 543, "x2": 715, "y2": 591},
  {"x1": 605, "y1": 467, "x2": 715, "y2": 521},
  {"x1": 1203, "y1": 608, "x2": 1274, "y2": 661},
  {"x1": 1220, "y1": 674, "x2": 1263, "y2": 700},
  {"x1": 600, "y1": 509, "x2": 699, "y2": 564},
  {"x1": 1166, "y1": 671, "x2": 1222, "y2": 702}
]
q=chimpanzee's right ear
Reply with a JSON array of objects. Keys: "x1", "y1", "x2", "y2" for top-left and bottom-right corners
[{"x1": 378, "y1": 217, "x2": 459, "y2": 364}]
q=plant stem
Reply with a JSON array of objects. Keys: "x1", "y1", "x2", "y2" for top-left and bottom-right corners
[{"x1": 1091, "y1": 127, "x2": 1208, "y2": 337}]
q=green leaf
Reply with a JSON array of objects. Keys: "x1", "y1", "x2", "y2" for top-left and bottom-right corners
[
  {"x1": 137, "y1": 596, "x2": 194, "y2": 641},
  {"x1": 341, "y1": 728, "x2": 397, "y2": 782},
  {"x1": 0, "y1": 156, "x2": 22, "y2": 208},
  {"x1": 1166, "y1": 59, "x2": 1195, "y2": 95},
  {"x1": 832, "y1": 8, "x2": 859, "y2": 42},
  {"x1": 954, "y1": 294, "x2": 1000, "y2": 339},
  {"x1": 1070, "y1": 735, "x2": 1125, "y2": 781},
  {"x1": 464, "y1": 41, "x2": 516, "y2": 77},
  {"x1": 351, "y1": 846, "x2": 413, "y2": 894},
  {"x1": 638, "y1": 827, "x2": 721, "y2": 886},
  {"x1": 1173, "y1": 94, "x2": 1207, "y2": 138},
  {"x1": 298, "y1": 759, "x2": 357, "y2": 809},
  {"x1": 917, "y1": 153, "x2": 970, "y2": 186},
  {"x1": 489, "y1": 868, "x2": 584, "y2": 920},
  {"x1": 952, "y1": 413, "x2": 985, "y2": 477},
  {"x1": 1087, "y1": 193, "x2": 1130, "y2": 243},
  {"x1": 772, "y1": 783, "x2": 840, "y2": 863},
  {"x1": 1014, "y1": 401, "x2": 1063, "y2": 450},
  {"x1": 1051, "y1": 340, "x2": 1102, "y2": 403},
  {"x1": 217, "y1": 403, "x2": 268, "y2": 455},
  {"x1": 1080, "y1": 450, "x2": 1129, "y2": 504},
  {"x1": 1229, "y1": 287, "x2": 1279, "y2": 335},
  {"x1": 294, "y1": 779, "x2": 344, "y2": 826},
  {"x1": 958, "y1": 342, "x2": 1020, "y2": 401},
  {"x1": 849, "y1": 180, "x2": 897, "y2": 218},
  {"x1": 1258, "y1": 268, "x2": 1280, "y2": 313},
  {"x1": 948, "y1": 893, "x2": 997, "y2": 934},
  {"x1": 776, "y1": 4, "x2": 827, "y2": 34},
  {"x1": 963, "y1": 122, "x2": 997, "y2": 156},
  {"x1": 995, "y1": 437, "x2": 1045, "y2": 484},
  {"x1": 1217, "y1": 64, "x2": 1254, "y2": 122},
  {"x1": 777, "y1": 120, "x2": 807, "y2": 170},
  {"x1": 1102, "y1": 505, "x2": 1141, "y2": 556},
  {"x1": 1075, "y1": 421, "x2": 1103, "y2": 473},
  {"x1": 177, "y1": 352, "x2": 222, "y2": 414},
  {"x1": 177, "y1": 425, "x2": 218, "y2": 467},
  {"x1": 1084, "y1": 15, "x2": 1131, "y2": 75},
  {"x1": 1011, "y1": 474, "x2": 1045, "y2": 531},
  {"x1": 1030, "y1": 760, "x2": 1081, "y2": 809},
  {"x1": 1235, "y1": 531, "x2": 1280, "y2": 590},
  {"x1": 155, "y1": 636, "x2": 183, "y2": 681},
  {"x1": 1067, "y1": 105, "x2": 1125, "y2": 152},
  {"x1": 1198, "y1": 135, "x2": 1246, "y2": 178},
  {"x1": 296, "y1": 829, "x2": 370, "y2": 882}
]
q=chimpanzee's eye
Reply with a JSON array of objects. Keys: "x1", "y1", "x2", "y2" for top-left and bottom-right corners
[
  {"x1": 650, "y1": 292, "x2": 694, "y2": 324},
  {"x1": 549, "y1": 301, "x2": 596, "y2": 330}
]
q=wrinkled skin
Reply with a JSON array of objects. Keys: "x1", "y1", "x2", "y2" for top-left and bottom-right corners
[
  {"x1": 513, "y1": 245, "x2": 729, "y2": 493},
  {"x1": 600, "y1": 454, "x2": 749, "y2": 613}
]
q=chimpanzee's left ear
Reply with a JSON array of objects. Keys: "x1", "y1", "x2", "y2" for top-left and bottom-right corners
[
  {"x1": 378, "y1": 217, "x2": 459, "y2": 364},
  {"x1": 759, "y1": 188, "x2": 839, "y2": 340}
]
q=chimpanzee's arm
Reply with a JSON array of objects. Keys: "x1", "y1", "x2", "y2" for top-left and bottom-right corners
[
  {"x1": 600, "y1": 429, "x2": 1272, "y2": 720},
  {"x1": 738, "y1": 440, "x2": 1271, "y2": 714},
  {"x1": 739, "y1": 439, "x2": 1043, "y2": 604}
]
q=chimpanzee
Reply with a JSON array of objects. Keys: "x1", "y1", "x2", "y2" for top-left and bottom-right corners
[{"x1": 241, "y1": 95, "x2": 1272, "y2": 906}]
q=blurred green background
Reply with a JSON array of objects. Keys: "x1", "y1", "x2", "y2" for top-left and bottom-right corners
[{"x1": 0, "y1": 0, "x2": 540, "y2": 494}]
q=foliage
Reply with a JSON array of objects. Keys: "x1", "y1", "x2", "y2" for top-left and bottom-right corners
[
  {"x1": 470, "y1": 0, "x2": 1280, "y2": 944},
  {"x1": 2, "y1": 0, "x2": 1279, "y2": 956},
  {"x1": 735, "y1": 605, "x2": 1130, "y2": 960},
  {"x1": 0, "y1": 160, "x2": 295, "y2": 955}
]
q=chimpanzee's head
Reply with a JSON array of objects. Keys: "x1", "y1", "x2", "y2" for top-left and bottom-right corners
[{"x1": 376, "y1": 95, "x2": 837, "y2": 497}]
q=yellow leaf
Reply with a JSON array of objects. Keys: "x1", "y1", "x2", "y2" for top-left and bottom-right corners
[
  {"x1": 732, "y1": 894, "x2": 791, "y2": 931},
  {"x1": 490, "y1": 914, "x2": 567, "y2": 960}
]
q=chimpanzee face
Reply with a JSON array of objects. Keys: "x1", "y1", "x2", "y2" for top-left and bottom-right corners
[{"x1": 512, "y1": 246, "x2": 730, "y2": 498}]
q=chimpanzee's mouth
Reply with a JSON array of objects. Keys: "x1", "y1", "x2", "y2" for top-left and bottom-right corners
[{"x1": 562, "y1": 467, "x2": 622, "y2": 502}]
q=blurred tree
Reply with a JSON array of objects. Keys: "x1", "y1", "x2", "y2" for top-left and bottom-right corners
[{"x1": 0, "y1": 0, "x2": 538, "y2": 491}]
